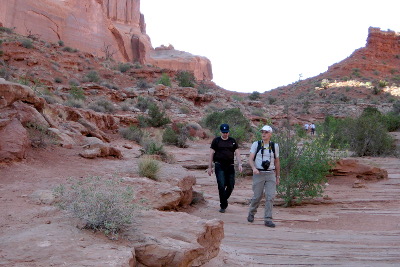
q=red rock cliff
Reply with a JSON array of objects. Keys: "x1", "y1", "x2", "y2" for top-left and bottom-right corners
[{"x1": 0, "y1": 0, "x2": 212, "y2": 81}]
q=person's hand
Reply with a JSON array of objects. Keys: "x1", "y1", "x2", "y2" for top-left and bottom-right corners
[
  {"x1": 252, "y1": 168, "x2": 260, "y2": 175},
  {"x1": 207, "y1": 167, "x2": 213, "y2": 176},
  {"x1": 238, "y1": 164, "x2": 243, "y2": 173}
]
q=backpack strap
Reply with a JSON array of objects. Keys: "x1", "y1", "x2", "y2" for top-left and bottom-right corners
[
  {"x1": 253, "y1": 140, "x2": 276, "y2": 161},
  {"x1": 269, "y1": 141, "x2": 276, "y2": 159},
  {"x1": 253, "y1": 140, "x2": 262, "y2": 161}
]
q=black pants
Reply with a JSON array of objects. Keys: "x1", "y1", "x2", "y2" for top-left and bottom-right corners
[{"x1": 215, "y1": 162, "x2": 235, "y2": 209}]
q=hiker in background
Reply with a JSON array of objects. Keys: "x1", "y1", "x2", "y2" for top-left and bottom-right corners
[
  {"x1": 208, "y1": 123, "x2": 243, "y2": 213},
  {"x1": 304, "y1": 123, "x2": 309, "y2": 134},
  {"x1": 310, "y1": 123, "x2": 316, "y2": 135},
  {"x1": 247, "y1": 125, "x2": 280, "y2": 227}
]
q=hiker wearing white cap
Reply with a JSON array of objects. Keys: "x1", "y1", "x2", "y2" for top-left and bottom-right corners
[
  {"x1": 247, "y1": 125, "x2": 280, "y2": 227},
  {"x1": 208, "y1": 123, "x2": 243, "y2": 213}
]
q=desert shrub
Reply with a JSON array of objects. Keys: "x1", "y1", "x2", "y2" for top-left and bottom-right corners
[
  {"x1": 0, "y1": 27, "x2": 13, "y2": 34},
  {"x1": 69, "y1": 78, "x2": 80, "y2": 86},
  {"x1": 162, "y1": 123, "x2": 189, "y2": 148},
  {"x1": 69, "y1": 85, "x2": 85, "y2": 100},
  {"x1": 275, "y1": 127, "x2": 339, "y2": 207},
  {"x1": 138, "y1": 156, "x2": 160, "y2": 180},
  {"x1": 137, "y1": 79, "x2": 151, "y2": 89},
  {"x1": 202, "y1": 108, "x2": 252, "y2": 144},
  {"x1": 64, "y1": 99, "x2": 84, "y2": 108},
  {"x1": 21, "y1": 39, "x2": 33, "y2": 49},
  {"x1": 88, "y1": 98, "x2": 115, "y2": 113},
  {"x1": 378, "y1": 80, "x2": 388, "y2": 88},
  {"x1": 320, "y1": 111, "x2": 396, "y2": 156},
  {"x1": 347, "y1": 114, "x2": 395, "y2": 156},
  {"x1": 54, "y1": 77, "x2": 63, "y2": 83},
  {"x1": 157, "y1": 73, "x2": 171, "y2": 86},
  {"x1": 197, "y1": 82, "x2": 210, "y2": 94},
  {"x1": 381, "y1": 113, "x2": 400, "y2": 132},
  {"x1": 145, "y1": 104, "x2": 170, "y2": 127},
  {"x1": 0, "y1": 67, "x2": 11, "y2": 80},
  {"x1": 58, "y1": 40, "x2": 64, "y2": 47},
  {"x1": 179, "y1": 105, "x2": 190, "y2": 114},
  {"x1": 176, "y1": 71, "x2": 195, "y2": 87},
  {"x1": 86, "y1": 70, "x2": 100, "y2": 83},
  {"x1": 135, "y1": 96, "x2": 153, "y2": 112},
  {"x1": 119, "y1": 125, "x2": 143, "y2": 143},
  {"x1": 140, "y1": 139, "x2": 166, "y2": 158},
  {"x1": 393, "y1": 101, "x2": 400, "y2": 115},
  {"x1": 268, "y1": 97, "x2": 277, "y2": 104},
  {"x1": 24, "y1": 122, "x2": 57, "y2": 148},
  {"x1": 231, "y1": 95, "x2": 244, "y2": 102},
  {"x1": 62, "y1": 46, "x2": 78, "y2": 53},
  {"x1": 53, "y1": 176, "x2": 137, "y2": 238},
  {"x1": 248, "y1": 91, "x2": 260, "y2": 100},
  {"x1": 118, "y1": 63, "x2": 132, "y2": 73},
  {"x1": 320, "y1": 79, "x2": 330, "y2": 89}
]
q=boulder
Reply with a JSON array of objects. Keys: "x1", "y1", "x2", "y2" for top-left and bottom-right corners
[{"x1": 331, "y1": 158, "x2": 388, "y2": 181}]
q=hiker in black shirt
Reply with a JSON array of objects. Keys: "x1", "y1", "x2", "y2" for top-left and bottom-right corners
[{"x1": 208, "y1": 124, "x2": 242, "y2": 213}]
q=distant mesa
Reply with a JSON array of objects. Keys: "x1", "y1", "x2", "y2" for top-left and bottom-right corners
[{"x1": 0, "y1": 0, "x2": 212, "y2": 81}]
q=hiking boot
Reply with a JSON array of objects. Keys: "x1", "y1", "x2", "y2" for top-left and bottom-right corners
[
  {"x1": 265, "y1": 221, "x2": 276, "y2": 228},
  {"x1": 219, "y1": 208, "x2": 226, "y2": 213},
  {"x1": 247, "y1": 214, "x2": 254, "y2": 223}
]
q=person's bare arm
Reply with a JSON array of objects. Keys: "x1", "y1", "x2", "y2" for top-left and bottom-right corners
[{"x1": 235, "y1": 149, "x2": 243, "y2": 173}]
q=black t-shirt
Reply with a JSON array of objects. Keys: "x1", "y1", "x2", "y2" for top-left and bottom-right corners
[{"x1": 210, "y1": 136, "x2": 238, "y2": 165}]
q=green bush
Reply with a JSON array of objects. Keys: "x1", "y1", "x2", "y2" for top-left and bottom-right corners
[
  {"x1": 54, "y1": 77, "x2": 63, "y2": 83},
  {"x1": 140, "y1": 139, "x2": 166, "y2": 158},
  {"x1": 69, "y1": 85, "x2": 85, "y2": 100},
  {"x1": 0, "y1": 27, "x2": 13, "y2": 34},
  {"x1": 118, "y1": 63, "x2": 132, "y2": 73},
  {"x1": 21, "y1": 39, "x2": 33, "y2": 49},
  {"x1": 275, "y1": 128, "x2": 339, "y2": 207},
  {"x1": 88, "y1": 98, "x2": 115, "y2": 113},
  {"x1": 320, "y1": 111, "x2": 397, "y2": 156},
  {"x1": 202, "y1": 108, "x2": 252, "y2": 144},
  {"x1": 137, "y1": 79, "x2": 151, "y2": 89},
  {"x1": 53, "y1": 176, "x2": 137, "y2": 238},
  {"x1": 62, "y1": 46, "x2": 78, "y2": 53},
  {"x1": 248, "y1": 91, "x2": 260, "y2": 100},
  {"x1": 162, "y1": 123, "x2": 189, "y2": 148},
  {"x1": 145, "y1": 104, "x2": 170, "y2": 127},
  {"x1": 86, "y1": 70, "x2": 100, "y2": 83},
  {"x1": 136, "y1": 96, "x2": 153, "y2": 112},
  {"x1": 138, "y1": 156, "x2": 160, "y2": 180},
  {"x1": 119, "y1": 125, "x2": 143, "y2": 143},
  {"x1": 347, "y1": 114, "x2": 395, "y2": 156},
  {"x1": 157, "y1": 73, "x2": 171, "y2": 86},
  {"x1": 176, "y1": 71, "x2": 195, "y2": 87}
]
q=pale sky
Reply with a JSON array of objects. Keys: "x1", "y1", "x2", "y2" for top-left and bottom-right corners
[{"x1": 141, "y1": 0, "x2": 400, "y2": 93}]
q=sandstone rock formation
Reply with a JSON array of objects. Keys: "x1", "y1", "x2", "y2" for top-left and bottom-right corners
[{"x1": 0, "y1": 0, "x2": 212, "y2": 81}]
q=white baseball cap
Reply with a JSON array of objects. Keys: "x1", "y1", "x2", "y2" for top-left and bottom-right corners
[{"x1": 260, "y1": 125, "x2": 273, "y2": 132}]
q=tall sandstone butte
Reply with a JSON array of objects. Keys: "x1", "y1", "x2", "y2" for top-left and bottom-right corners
[{"x1": 0, "y1": 0, "x2": 213, "y2": 81}]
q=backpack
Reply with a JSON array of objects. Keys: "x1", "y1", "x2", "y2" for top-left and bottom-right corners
[{"x1": 253, "y1": 140, "x2": 275, "y2": 161}]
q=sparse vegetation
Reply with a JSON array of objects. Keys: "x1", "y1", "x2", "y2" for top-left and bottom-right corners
[
  {"x1": 276, "y1": 125, "x2": 340, "y2": 207},
  {"x1": 119, "y1": 125, "x2": 143, "y2": 143},
  {"x1": 53, "y1": 176, "x2": 138, "y2": 238},
  {"x1": 157, "y1": 73, "x2": 171, "y2": 86},
  {"x1": 202, "y1": 108, "x2": 252, "y2": 144},
  {"x1": 138, "y1": 156, "x2": 160, "y2": 180},
  {"x1": 162, "y1": 123, "x2": 189, "y2": 148},
  {"x1": 85, "y1": 70, "x2": 100, "y2": 83},
  {"x1": 248, "y1": 91, "x2": 261, "y2": 100},
  {"x1": 176, "y1": 71, "x2": 195, "y2": 87}
]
